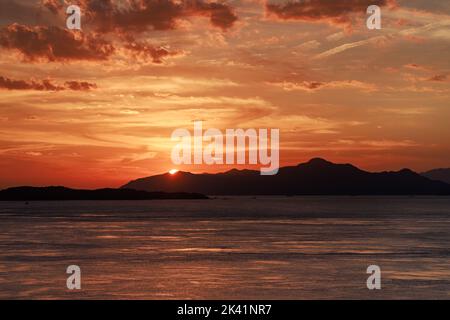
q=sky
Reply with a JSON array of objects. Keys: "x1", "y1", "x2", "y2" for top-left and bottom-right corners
[{"x1": 0, "y1": 0, "x2": 449, "y2": 189}]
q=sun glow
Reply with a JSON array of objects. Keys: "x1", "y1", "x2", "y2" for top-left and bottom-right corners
[{"x1": 169, "y1": 169, "x2": 179, "y2": 175}]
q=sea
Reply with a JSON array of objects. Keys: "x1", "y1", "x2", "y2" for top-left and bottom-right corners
[{"x1": 0, "y1": 196, "x2": 449, "y2": 299}]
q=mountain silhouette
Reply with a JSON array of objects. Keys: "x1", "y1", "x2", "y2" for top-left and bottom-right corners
[
  {"x1": 122, "y1": 158, "x2": 450, "y2": 195},
  {"x1": 421, "y1": 168, "x2": 450, "y2": 185},
  {"x1": 0, "y1": 186, "x2": 208, "y2": 201}
]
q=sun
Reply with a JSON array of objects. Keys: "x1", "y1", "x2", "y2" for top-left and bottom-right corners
[{"x1": 169, "y1": 169, "x2": 179, "y2": 175}]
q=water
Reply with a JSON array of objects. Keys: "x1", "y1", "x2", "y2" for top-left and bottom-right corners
[{"x1": 0, "y1": 196, "x2": 449, "y2": 299}]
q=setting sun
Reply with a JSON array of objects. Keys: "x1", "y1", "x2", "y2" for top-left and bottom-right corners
[{"x1": 169, "y1": 169, "x2": 179, "y2": 175}]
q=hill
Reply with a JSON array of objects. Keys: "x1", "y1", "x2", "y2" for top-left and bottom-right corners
[
  {"x1": 421, "y1": 168, "x2": 450, "y2": 184},
  {"x1": 122, "y1": 158, "x2": 450, "y2": 195}
]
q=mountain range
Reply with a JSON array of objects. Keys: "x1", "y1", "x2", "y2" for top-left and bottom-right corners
[
  {"x1": 421, "y1": 168, "x2": 450, "y2": 185},
  {"x1": 122, "y1": 158, "x2": 450, "y2": 195}
]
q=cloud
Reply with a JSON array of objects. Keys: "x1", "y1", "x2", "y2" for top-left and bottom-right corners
[
  {"x1": 314, "y1": 20, "x2": 450, "y2": 59},
  {"x1": 284, "y1": 81, "x2": 324, "y2": 90},
  {"x1": 0, "y1": 23, "x2": 183, "y2": 64},
  {"x1": 265, "y1": 0, "x2": 397, "y2": 29},
  {"x1": 44, "y1": 0, "x2": 238, "y2": 32},
  {"x1": 64, "y1": 81, "x2": 98, "y2": 90},
  {"x1": 404, "y1": 63, "x2": 427, "y2": 71},
  {"x1": 333, "y1": 139, "x2": 418, "y2": 149},
  {"x1": 400, "y1": 64, "x2": 448, "y2": 83},
  {"x1": 193, "y1": 1, "x2": 239, "y2": 30},
  {"x1": 25, "y1": 151, "x2": 43, "y2": 157},
  {"x1": 269, "y1": 80, "x2": 377, "y2": 92},
  {"x1": 313, "y1": 35, "x2": 389, "y2": 59},
  {"x1": 0, "y1": 24, "x2": 115, "y2": 62},
  {"x1": 0, "y1": 1, "x2": 52, "y2": 26},
  {"x1": 295, "y1": 40, "x2": 321, "y2": 51},
  {"x1": 2, "y1": 1, "x2": 237, "y2": 64},
  {"x1": 42, "y1": 0, "x2": 63, "y2": 14},
  {"x1": 123, "y1": 40, "x2": 183, "y2": 64},
  {"x1": 0, "y1": 76, "x2": 97, "y2": 91},
  {"x1": 428, "y1": 74, "x2": 447, "y2": 82},
  {"x1": 0, "y1": 76, "x2": 63, "y2": 91}
]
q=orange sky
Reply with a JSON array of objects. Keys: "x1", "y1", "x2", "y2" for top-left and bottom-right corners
[{"x1": 0, "y1": 0, "x2": 449, "y2": 189}]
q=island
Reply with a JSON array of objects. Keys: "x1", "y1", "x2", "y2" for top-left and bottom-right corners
[{"x1": 0, "y1": 186, "x2": 208, "y2": 201}]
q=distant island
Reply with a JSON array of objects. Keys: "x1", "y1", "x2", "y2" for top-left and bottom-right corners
[
  {"x1": 122, "y1": 158, "x2": 450, "y2": 195},
  {"x1": 0, "y1": 186, "x2": 208, "y2": 201}
]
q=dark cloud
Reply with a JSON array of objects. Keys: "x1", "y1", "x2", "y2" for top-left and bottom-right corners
[
  {"x1": 0, "y1": 23, "x2": 115, "y2": 61},
  {"x1": 64, "y1": 81, "x2": 98, "y2": 90},
  {"x1": 0, "y1": 76, "x2": 97, "y2": 91},
  {"x1": 265, "y1": 0, "x2": 397, "y2": 28},
  {"x1": 124, "y1": 39, "x2": 182, "y2": 64},
  {"x1": 44, "y1": 0, "x2": 238, "y2": 32},
  {"x1": 192, "y1": 0, "x2": 239, "y2": 30},
  {"x1": 0, "y1": 1, "x2": 237, "y2": 64},
  {"x1": 0, "y1": 22, "x2": 182, "y2": 64},
  {"x1": 0, "y1": 76, "x2": 62, "y2": 91},
  {"x1": 47, "y1": 0, "x2": 237, "y2": 32}
]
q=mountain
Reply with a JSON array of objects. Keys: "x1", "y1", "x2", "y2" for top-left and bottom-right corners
[
  {"x1": 421, "y1": 168, "x2": 450, "y2": 184},
  {"x1": 122, "y1": 158, "x2": 450, "y2": 195},
  {"x1": 0, "y1": 186, "x2": 208, "y2": 201}
]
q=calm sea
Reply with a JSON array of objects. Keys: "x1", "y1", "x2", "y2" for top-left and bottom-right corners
[{"x1": 0, "y1": 196, "x2": 449, "y2": 299}]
